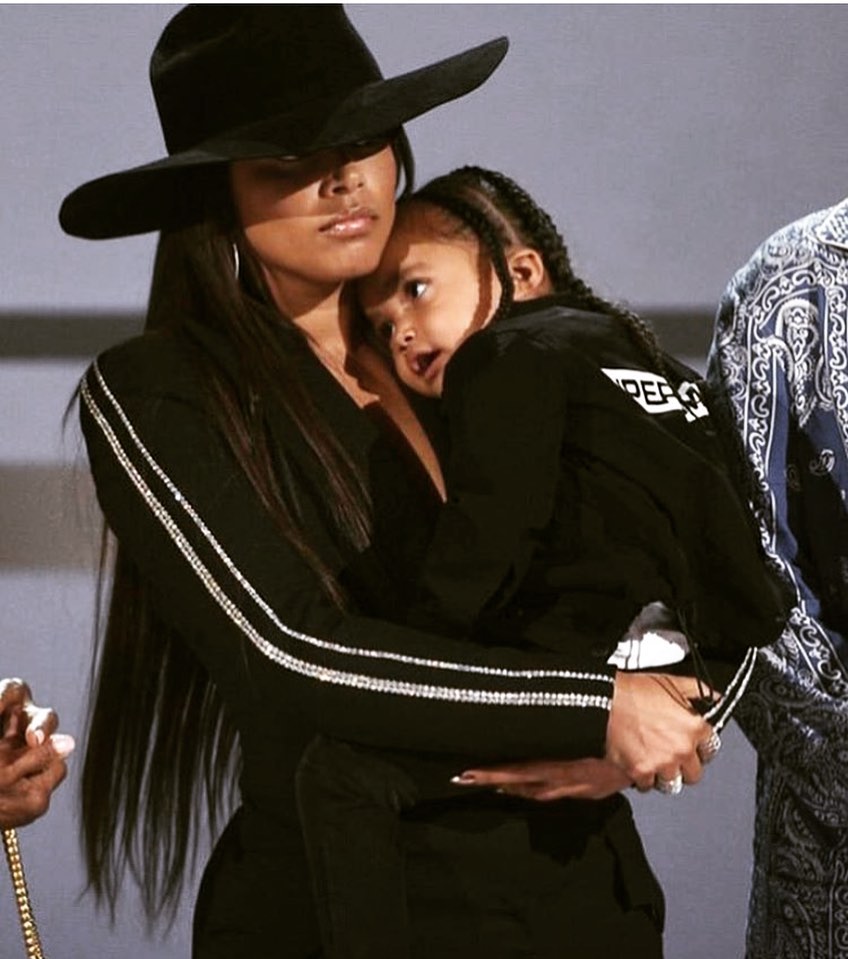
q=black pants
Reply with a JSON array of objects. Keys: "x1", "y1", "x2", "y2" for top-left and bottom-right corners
[{"x1": 296, "y1": 736, "x2": 665, "y2": 959}]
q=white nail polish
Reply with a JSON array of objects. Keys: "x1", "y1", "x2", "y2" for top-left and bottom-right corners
[{"x1": 50, "y1": 734, "x2": 75, "y2": 758}]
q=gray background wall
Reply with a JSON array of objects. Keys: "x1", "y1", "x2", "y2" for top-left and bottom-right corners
[{"x1": 2, "y1": 4, "x2": 846, "y2": 958}]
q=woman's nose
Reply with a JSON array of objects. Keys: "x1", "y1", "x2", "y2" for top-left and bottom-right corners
[{"x1": 325, "y1": 152, "x2": 365, "y2": 194}]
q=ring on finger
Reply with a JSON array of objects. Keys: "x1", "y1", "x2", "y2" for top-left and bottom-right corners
[
  {"x1": 654, "y1": 772, "x2": 684, "y2": 796},
  {"x1": 696, "y1": 729, "x2": 722, "y2": 764}
]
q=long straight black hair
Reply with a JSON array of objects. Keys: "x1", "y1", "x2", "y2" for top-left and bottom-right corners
[{"x1": 81, "y1": 135, "x2": 415, "y2": 923}]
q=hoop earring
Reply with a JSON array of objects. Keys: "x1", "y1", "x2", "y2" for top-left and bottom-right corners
[{"x1": 232, "y1": 242, "x2": 241, "y2": 281}]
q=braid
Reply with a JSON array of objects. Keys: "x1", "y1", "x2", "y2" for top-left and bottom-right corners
[
  {"x1": 414, "y1": 166, "x2": 665, "y2": 371},
  {"x1": 414, "y1": 184, "x2": 515, "y2": 326}
]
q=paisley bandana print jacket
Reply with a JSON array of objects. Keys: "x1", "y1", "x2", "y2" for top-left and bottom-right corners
[{"x1": 709, "y1": 198, "x2": 848, "y2": 959}]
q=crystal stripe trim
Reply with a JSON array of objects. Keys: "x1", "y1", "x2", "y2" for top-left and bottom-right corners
[
  {"x1": 87, "y1": 362, "x2": 611, "y2": 688},
  {"x1": 82, "y1": 368, "x2": 612, "y2": 709}
]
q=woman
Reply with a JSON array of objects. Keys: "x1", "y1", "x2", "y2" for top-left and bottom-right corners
[{"x1": 61, "y1": 6, "x2": 717, "y2": 956}]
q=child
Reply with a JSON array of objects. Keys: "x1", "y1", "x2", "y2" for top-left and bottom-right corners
[{"x1": 296, "y1": 167, "x2": 789, "y2": 958}]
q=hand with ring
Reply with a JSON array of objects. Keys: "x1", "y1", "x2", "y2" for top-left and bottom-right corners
[
  {"x1": 606, "y1": 672, "x2": 718, "y2": 792},
  {"x1": 653, "y1": 728, "x2": 722, "y2": 797}
]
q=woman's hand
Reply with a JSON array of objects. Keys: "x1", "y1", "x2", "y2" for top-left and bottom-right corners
[
  {"x1": 606, "y1": 671, "x2": 715, "y2": 792},
  {"x1": 451, "y1": 757, "x2": 631, "y2": 801},
  {"x1": 451, "y1": 673, "x2": 718, "y2": 800}
]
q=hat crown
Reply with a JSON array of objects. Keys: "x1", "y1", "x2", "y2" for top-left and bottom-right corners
[
  {"x1": 152, "y1": 4, "x2": 384, "y2": 154},
  {"x1": 59, "y1": 4, "x2": 508, "y2": 240}
]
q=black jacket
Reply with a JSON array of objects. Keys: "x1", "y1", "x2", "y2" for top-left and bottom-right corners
[
  {"x1": 411, "y1": 297, "x2": 790, "y2": 726},
  {"x1": 81, "y1": 325, "x2": 624, "y2": 761},
  {"x1": 80, "y1": 320, "x2": 634, "y2": 952},
  {"x1": 80, "y1": 303, "x2": 785, "y2": 953}
]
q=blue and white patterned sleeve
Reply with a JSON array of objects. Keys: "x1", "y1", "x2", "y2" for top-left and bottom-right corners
[{"x1": 708, "y1": 212, "x2": 848, "y2": 824}]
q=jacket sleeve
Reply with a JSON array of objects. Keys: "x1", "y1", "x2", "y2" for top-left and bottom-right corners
[
  {"x1": 708, "y1": 259, "x2": 848, "y2": 824},
  {"x1": 79, "y1": 338, "x2": 613, "y2": 762}
]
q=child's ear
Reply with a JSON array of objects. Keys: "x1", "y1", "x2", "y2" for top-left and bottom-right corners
[{"x1": 507, "y1": 248, "x2": 551, "y2": 301}]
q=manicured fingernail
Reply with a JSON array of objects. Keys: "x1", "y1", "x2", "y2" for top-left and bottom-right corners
[
  {"x1": 450, "y1": 772, "x2": 477, "y2": 785},
  {"x1": 50, "y1": 734, "x2": 75, "y2": 758},
  {"x1": 31, "y1": 729, "x2": 45, "y2": 746}
]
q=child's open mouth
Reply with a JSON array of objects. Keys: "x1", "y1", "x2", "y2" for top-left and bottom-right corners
[{"x1": 410, "y1": 350, "x2": 440, "y2": 379}]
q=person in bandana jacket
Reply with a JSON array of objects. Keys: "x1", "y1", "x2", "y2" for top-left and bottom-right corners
[{"x1": 708, "y1": 198, "x2": 848, "y2": 959}]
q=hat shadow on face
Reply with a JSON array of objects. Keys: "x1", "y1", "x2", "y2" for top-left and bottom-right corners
[{"x1": 59, "y1": 4, "x2": 508, "y2": 240}]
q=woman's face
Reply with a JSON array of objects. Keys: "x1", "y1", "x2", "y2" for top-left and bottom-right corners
[
  {"x1": 358, "y1": 202, "x2": 499, "y2": 398},
  {"x1": 230, "y1": 140, "x2": 398, "y2": 313}
]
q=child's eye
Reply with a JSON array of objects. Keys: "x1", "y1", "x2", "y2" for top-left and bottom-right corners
[{"x1": 404, "y1": 280, "x2": 428, "y2": 300}]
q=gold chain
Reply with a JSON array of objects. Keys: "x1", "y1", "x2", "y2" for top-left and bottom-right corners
[{"x1": 2, "y1": 828, "x2": 45, "y2": 959}]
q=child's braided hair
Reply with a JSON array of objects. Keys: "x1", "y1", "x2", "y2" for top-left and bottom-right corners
[{"x1": 412, "y1": 166, "x2": 664, "y2": 368}]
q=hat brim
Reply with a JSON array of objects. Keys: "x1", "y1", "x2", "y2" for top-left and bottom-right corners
[{"x1": 59, "y1": 37, "x2": 508, "y2": 240}]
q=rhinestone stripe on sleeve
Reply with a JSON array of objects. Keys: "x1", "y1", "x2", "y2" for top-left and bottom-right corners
[
  {"x1": 88, "y1": 362, "x2": 612, "y2": 688},
  {"x1": 81, "y1": 372, "x2": 611, "y2": 710}
]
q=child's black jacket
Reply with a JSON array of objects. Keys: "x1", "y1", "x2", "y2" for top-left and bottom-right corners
[{"x1": 412, "y1": 295, "x2": 791, "y2": 720}]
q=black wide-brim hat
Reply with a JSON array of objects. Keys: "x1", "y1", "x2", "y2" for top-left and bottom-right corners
[{"x1": 59, "y1": 4, "x2": 508, "y2": 240}]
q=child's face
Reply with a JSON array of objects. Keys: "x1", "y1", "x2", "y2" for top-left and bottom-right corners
[{"x1": 358, "y1": 202, "x2": 500, "y2": 398}]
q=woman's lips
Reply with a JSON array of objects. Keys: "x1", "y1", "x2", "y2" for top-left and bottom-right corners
[{"x1": 320, "y1": 208, "x2": 377, "y2": 237}]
